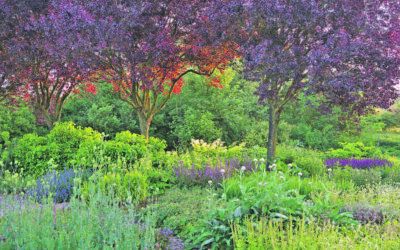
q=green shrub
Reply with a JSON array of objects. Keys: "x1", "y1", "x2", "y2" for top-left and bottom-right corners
[
  {"x1": 13, "y1": 124, "x2": 167, "y2": 176},
  {"x1": 328, "y1": 142, "x2": 382, "y2": 159},
  {"x1": 47, "y1": 121, "x2": 102, "y2": 166},
  {"x1": 244, "y1": 121, "x2": 269, "y2": 148},
  {"x1": 13, "y1": 133, "x2": 50, "y2": 176},
  {"x1": 13, "y1": 122, "x2": 102, "y2": 175},
  {"x1": 276, "y1": 144, "x2": 324, "y2": 176},
  {"x1": 190, "y1": 138, "x2": 246, "y2": 161},
  {"x1": 106, "y1": 131, "x2": 166, "y2": 167},
  {"x1": 82, "y1": 170, "x2": 148, "y2": 204},
  {"x1": 0, "y1": 104, "x2": 38, "y2": 144}
]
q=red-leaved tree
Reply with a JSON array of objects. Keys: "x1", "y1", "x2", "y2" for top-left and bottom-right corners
[
  {"x1": 2, "y1": 0, "x2": 96, "y2": 129},
  {"x1": 74, "y1": 0, "x2": 240, "y2": 139}
]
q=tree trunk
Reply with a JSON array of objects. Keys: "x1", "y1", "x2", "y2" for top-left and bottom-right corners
[
  {"x1": 138, "y1": 113, "x2": 152, "y2": 140},
  {"x1": 267, "y1": 106, "x2": 281, "y2": 167},
  {"x1": 41, "y1": 109, "x2": 55, "y2": 130}
]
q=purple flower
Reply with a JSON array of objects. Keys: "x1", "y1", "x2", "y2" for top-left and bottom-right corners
[{"x1": 324, "y1": 158, "x2": 392, "y2": 170}]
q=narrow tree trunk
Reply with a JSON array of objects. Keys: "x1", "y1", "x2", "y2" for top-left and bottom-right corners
[
  {"x1": 138, "y1": 113, "x2": 152, "y2": 140},
  {"x1": 267, "y1": 106, "x2": 281, "y2": 167}
]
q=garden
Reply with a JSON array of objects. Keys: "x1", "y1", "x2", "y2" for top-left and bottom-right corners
[{"x1": 1, "y1": 0, "x2": 400, "y2": 249}]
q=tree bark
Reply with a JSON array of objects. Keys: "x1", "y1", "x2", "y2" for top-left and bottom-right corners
[
  {"x1": 138, "y1": 113, "x2": 152, "y2": 140},
  {"x1": 41, "y1": 109, "x2": 55, "y2": 130},
  {"x1": 267, "y1": 105, "x2": 281, "y2": 167}
]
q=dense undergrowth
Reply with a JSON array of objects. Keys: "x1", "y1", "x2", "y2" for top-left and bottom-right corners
[
  {"x1": 1, "y1": 82, "x2": 400, "y2": 249},
  {"x1": 1, "y1": 119, "x2": 400, "y2": 249}
]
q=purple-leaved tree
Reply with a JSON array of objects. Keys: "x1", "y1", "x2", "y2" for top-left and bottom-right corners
[
  {"x1": 70, "y1": 0, "x2": 239, "y2": 139},
  {"x1": 1, "y1": 0, "x2": 97, "y2": 129},
  {"x1": 209, "y1": 0, "x2": 400, "y2": 163}
]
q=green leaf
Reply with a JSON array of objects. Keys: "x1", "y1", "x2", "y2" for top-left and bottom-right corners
[{"x1": 201, "y1": 238, "x2": 215, "y2": 247}]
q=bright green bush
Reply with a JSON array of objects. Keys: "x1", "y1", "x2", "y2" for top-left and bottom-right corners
[
  {"x1": 13, "y1": 122, "x2": 102, "y2": 175},
  {"x1": 0, "y1": 104, "x2": 38, "y2": 144},
  {"x1": 82, "y1": 170, "x2": 148, "y2": 204},
  {"x1": 105, "y1": 131, "x2": 166, "y2": 167},
  {"x1": 328, "y1": 142, "x2": 382, "y2": 159},
  {"x1": 13, "y1": 133, "x2": 50, "y2": 176},
  {"x1": 47, "y1": 121, "x2": 102, "y2": 166},
  {"x1": 13, "y1": 124, "x2": 167, "y2": 176},
  {"x1": 190, "y1": 138, "x2": 245, "y2": 161}
]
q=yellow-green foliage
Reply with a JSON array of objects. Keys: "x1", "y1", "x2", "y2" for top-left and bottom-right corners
[
  {"x1": 82, "y1": 170, "x2": 148, "y2": 203},
  {"x1": 328, "y1": 142, "x2": 382, "y2": 159},
  {"x1": 232, "y1": 217, "x2": 400, "y2": 249},
  {"x1": 104, "y1": 131, "x2": 166, "y2": 167},
  {"x1": 191, "y1": 138, "x2": 245, "y2": 160},
  {"x1": 13, "y1": 122, "x2": 102, "y2": 175}
]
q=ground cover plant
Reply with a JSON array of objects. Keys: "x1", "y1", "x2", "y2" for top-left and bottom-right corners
[{"x1": 1, "y1": 0, "x2": 400, "y2": 249}]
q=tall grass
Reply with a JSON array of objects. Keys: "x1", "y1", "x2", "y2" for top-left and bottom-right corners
[{"x1": 232, "y1": 216, "x2": 400, "y2": 249}]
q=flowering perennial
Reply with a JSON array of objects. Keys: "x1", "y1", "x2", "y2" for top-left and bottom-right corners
[
  {"x1": 173, "y1": 156, "x2": 258, "y2": 185},
  {"x1": 324, "y1": 158, "x2": 393, "y2": 170}
]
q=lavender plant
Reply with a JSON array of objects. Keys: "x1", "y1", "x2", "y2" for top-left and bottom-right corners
[{"x1": 25, "y1": 168, "x2": 92, "y2": 203}]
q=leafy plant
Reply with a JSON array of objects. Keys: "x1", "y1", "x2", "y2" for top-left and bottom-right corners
[
  {"x1": 81, "y1": 170, "x2": 148, "y2": 204},
  {"x1": 25, "y1": 168, "x2": 83, "y2": 203},
  {"x1": 328, "y1": 142, "x2": 382, "y2": 159}
]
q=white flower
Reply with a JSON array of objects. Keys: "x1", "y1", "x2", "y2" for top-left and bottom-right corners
[
  {"x1": 274, "y1": 160, "x2": 276, "y2": 163},
  {"x1": 288, "y1": 163, "x2": 292, "y2": 168},
  {"x1": 263, "y1": 182, "x2": 267, "y2": 186},
  {"x1": 274, "y1": 194, "x2": 278, "y2": 197},
  {"x1": 268, "y1": 165, "x2": 273, "y2": 169},
  {"x1": 278, "y1": 171, "x2": 283, "y2": 175},
  {"x1": 280, "y1": 176, "x2": 285, "y2": 180},
  {"x1": 293, "y1": 191, "x2": 297, "y2": 195},
  {"x1": 260, "y1": 158, "x2": 265, "y2": 162},
  {"x1": 298, "y1": 172, "x2": 303, "y2": 177},
  {"x1": 208, "y1": 180, "x2": 212, "y2": 185},
  {"x1": 235, "y1": 198, "x2": 240, "y2": 202},
  {"x1": 272, "y1": 164, "x2": 277, "y2": 168},
  {"x1": 220, "y1": 169, "x2": 226, "y2": 174},
  {"x1": 328, "y1": 168, "x2": 332, "y2": 172},
  {"x1": 258, "y1": 182, "x2": 263, "y2": 186},
  {"x1": 308, "y1": 182, "x2": 312, "y2": 185},
  {"x1": 254, "y1": 158, "x2": 258, "y2": 162},
  {"x1": 241, "y1": 166, "x2": 246, "y2": 171}
]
